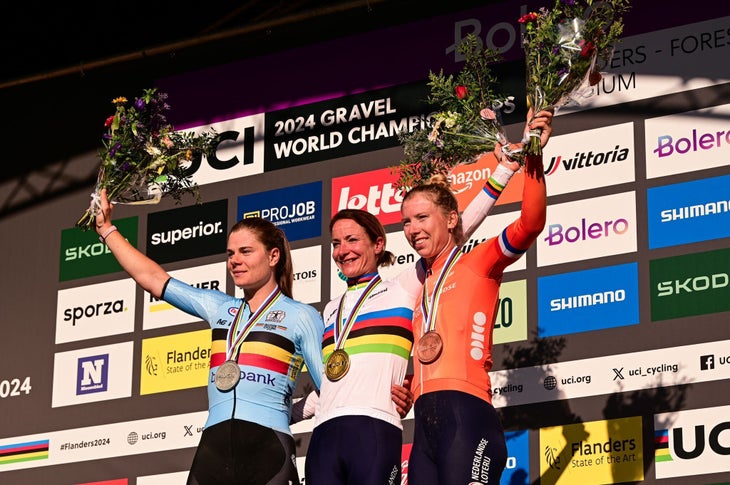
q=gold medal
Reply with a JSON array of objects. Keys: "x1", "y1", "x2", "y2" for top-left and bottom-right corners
[
  {"x1": 325, "y1": 349, "x2": 350, "y2": 381},
  {"x1": 416, "y1": 331, "x2": 443, "y2": 364},
  {"x1": 214, "y1": 360, "x2": 241, "y2": 391}
]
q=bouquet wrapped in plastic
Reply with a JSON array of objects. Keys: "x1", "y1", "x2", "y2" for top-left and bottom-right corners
[
  {"x1": 518, "y1": 0, "x2": 631, "y2": 158},
  {"x1": 394, "y1": 34, "x2": 509, "y2": 191},
  {"x1": 76, "y1": 88, "x2": 217, "y2": 230}
]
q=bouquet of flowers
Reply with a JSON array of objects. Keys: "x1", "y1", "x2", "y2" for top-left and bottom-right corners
[
  {"x1": 76, "y1": 88, "x2": 218, "y2": 230},
  {"x1": 519, "y1": 0, "x2": 631, "y2": 157},
  {"x1": 394, "y1": 34, "x2": 509, "y2": 191}
]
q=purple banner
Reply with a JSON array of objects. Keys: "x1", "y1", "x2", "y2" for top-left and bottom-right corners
[{"x1": 157, "y1": 0, "x2": 718, "y2": 129}]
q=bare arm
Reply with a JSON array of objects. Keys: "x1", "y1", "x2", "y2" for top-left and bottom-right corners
[{"x1": 94, "y1": 188, "x2": 171, "y2": 298}]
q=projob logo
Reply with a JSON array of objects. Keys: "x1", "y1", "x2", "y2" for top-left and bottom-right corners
[
  {"x1": 332, "y1": 167, "x2": 404, "y2": 226},
  {"x1": 147, "y1": 199, "x2": 228, "y2": 264},
  {"x1": 237, "y1": 181, "x2": 322, "y2": 242}
]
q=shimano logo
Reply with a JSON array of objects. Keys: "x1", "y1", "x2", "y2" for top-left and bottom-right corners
[
  {"x1": 150, "y1": 221, "x2": 224, "y2": 245},
  {"x1": 660, "y1": 199, "x2": 730, "y2": 222},
  {"x1": 551, "y1": 289, "x2": 626, "y2": 311}
]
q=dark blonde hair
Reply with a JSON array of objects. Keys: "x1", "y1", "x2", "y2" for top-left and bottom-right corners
[
  {"x1": 229, "y1": 217, "x2": 294, "y2": 298},
  {"x1": 402, "y1": 174, "x2": 465, "y2": 245},
  {"x1": 330, "y1": 209, "x2": 395, "y2": 267}
]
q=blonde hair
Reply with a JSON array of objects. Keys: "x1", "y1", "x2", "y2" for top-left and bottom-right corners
[{"x1": 403, "y1": 174, "x2": 465, "y2": 245}]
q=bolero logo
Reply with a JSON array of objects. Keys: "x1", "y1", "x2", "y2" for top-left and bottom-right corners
[{"x1": 544, "y1": 217, "x2": 630, "y2": 246}]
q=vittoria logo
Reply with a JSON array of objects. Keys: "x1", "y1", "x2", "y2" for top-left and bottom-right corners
[{"x1": 545, "y1": 144, "x2": 630, "y2": 175}]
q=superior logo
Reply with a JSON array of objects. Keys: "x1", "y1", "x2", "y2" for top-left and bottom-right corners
[{"x1": 150, "y1": 220, "x2": 224, "y2": 246}]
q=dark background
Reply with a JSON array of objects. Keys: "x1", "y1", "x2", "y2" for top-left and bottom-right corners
[{"x1": 0, "y1": 0, "x2": 494, "y2": 216}]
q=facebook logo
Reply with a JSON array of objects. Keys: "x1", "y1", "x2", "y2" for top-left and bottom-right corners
[
  {"x1": 77, "y1": 354, "x2": 109, "y2": 394},
  {"x1": 700, "y1": 354, "x2": 715, "y2": 371}
]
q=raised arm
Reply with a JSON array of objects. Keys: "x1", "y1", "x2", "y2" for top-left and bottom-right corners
[
  {"x1": 94, "y1": 188, "x2": 171, "y2": 298},
  {"x1": 461, "y1": 109, "x2": 553, "y2": 240}
]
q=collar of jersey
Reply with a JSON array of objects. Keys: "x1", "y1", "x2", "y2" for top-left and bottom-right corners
[{"x1": 346, "y1": 271, "x2": 379, "y2": 289}]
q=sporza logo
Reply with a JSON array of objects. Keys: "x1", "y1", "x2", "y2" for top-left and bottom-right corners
[{"x1": 56, "y1": 279, "x2": 136, "y2": 344}]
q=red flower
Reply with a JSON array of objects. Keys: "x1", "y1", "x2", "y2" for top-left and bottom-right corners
[
  {"x1": 589, "y1": 71, "x2": 602, "y2": 86},
  {"x1": 104, "y1": 115, "x2": 115, "y2": 127},
  {"x1": 455, "y1": 85, "x2": 468, "y2": 99},
  {"x1": 580, "y1": 41, "x2": 596, "y2": 58},
  {"x1": 518, "y1": 12, "x2": 538, "y2": 24}
]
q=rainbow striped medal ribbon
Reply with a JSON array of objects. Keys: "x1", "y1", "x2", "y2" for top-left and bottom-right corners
[
  {"x1": 417, "y1": 246, "x2": 462, "y2": 364},
  {"x1": 214, "y1": 286, "x2": 282, "y2": 391},
  {"x1": 326, "y1": 274, "x2": 382, "y2": 381}
]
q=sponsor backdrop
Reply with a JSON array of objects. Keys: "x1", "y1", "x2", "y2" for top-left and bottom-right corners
[{"x1": 1, "y1": 1, "x2": 728, "y2": 484}]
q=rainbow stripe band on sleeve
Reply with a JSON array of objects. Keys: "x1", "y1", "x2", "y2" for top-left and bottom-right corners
[{"x1": 483, "y1": 175, "x2": 506, "y2": 200}]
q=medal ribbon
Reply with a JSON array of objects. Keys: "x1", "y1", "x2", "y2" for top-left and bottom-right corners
[
  {"x1": 226, "y1": 286, "x2": 282, "y2": 361},
  {"x1": 334, "y1": 274, "x2": 382, "y2": 351},
  {"x1": 421, "y1": 246, "x2": 463, "y2": 333}
]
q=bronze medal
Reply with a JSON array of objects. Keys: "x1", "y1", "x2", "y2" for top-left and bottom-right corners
[
  {"x1": 214, "y1": 360, "x2": 241, "y2": 391},
  {"x1": 325, "y1": 349, "x2": 350, "y2": 381},
  {"x1": 416, "y1": 331, "x2": 443, "y2": 364}
]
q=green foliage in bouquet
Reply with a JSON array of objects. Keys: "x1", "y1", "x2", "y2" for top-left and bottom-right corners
[
  {"x1": 519, "y1": 0, "x2": 631, "y2": 157},
  {"x1": 394, "y1": 34, "x2": 508, "y2": 192},
  {"x1": 76, "y1": 88, "x2": 218, "y2": 230}
]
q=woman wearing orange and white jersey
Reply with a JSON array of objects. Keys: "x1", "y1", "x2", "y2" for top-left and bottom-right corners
[{"x1": 400, "y1": 112, "x2": 552, "y2": 485}]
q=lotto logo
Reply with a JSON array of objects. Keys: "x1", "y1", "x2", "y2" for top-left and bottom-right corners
[{"x1": 332, "y1": 167, "x2": 403, "y2": 225}]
